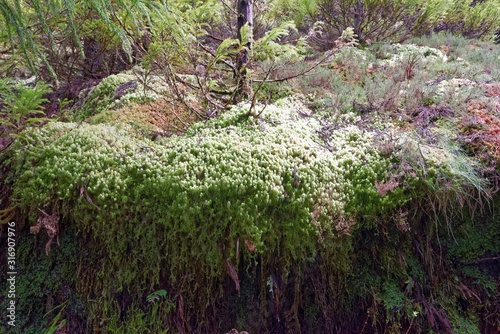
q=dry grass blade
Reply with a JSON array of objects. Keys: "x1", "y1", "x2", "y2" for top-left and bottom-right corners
[
  {"x1": 0, "y1": 206, "x2": 16, "y2": 224},
  {"x1": 456, "y1": 283, "x2": 481, "y2": 303},
  {"x1": 176, "y1": 293, "x2": 187, "y2": 334},
  {"x1": 226, "y1": 260, "x2": 240, "y2": 296}
]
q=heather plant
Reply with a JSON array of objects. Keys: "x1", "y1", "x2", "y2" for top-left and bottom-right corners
[
  {"x1": 434, "y1": 0, "x2": 500, "y2": 40},
  {"x1": 305, "y1": 0, "x2": 444, "y2": 49},
  {"x1": 409, "y1": 33, "x2": 500, "y2": 79}
]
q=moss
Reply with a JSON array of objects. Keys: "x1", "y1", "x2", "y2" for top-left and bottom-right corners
[
  {"x1": 87, "y1": 98, "x2": 199, "y2": 136},
  {"x1": 382, "y1": 44, "x2": 449, "y2": 66},
  {"x1": 71, "y1": 68, "x2": 167, "y2": 121},
  {"x1": 0, "y1": 227, "x2": 84, "y2": 333},
  {"x1": 7, "y1": 97, "x2": 413, "y2": 330},
  {"x1": 7, "y1": 93, "x2": 493, "y2": 331}
]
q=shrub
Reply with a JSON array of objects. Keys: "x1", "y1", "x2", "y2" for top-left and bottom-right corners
[
  {"x1": 307, "y1": 0, "x2": 441, "y2": 49},
  {"x1": 434, "y1": 0, "x2": 500, "y2": 40}
]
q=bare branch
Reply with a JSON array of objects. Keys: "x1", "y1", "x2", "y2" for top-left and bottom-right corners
[{"x1": 253, "y1": 52, "x2": 334, "y2": 83}]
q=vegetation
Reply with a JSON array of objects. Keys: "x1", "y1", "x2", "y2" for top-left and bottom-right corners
[{"x1": 1, "y1": 0, "x2": 500, "y2": 333}]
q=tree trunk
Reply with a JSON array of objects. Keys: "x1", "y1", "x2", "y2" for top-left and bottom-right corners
[
  {"x1": 353, "y1": 0, "x2": 364, "y2": 43},
  {"x1": 83, "y1": 37, "x2": 104, "y2": 79},
  {"x1": 235, "y1": 0, "x2": 253, "y2": 102}
]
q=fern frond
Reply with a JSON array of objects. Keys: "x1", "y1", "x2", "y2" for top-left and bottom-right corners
[
  {"x1": 253, "y1": 21, "x2": 303, "y2": 62},
  {"x1": 115, "y1": 0, "x2": 140, "y2": 33},
  {"x1": 32, "y1": 0, "x2": 56, "y2": 50},
  {"x1": 259, "y1": 21, "x2": 297, "y2": 47},
  {"x1": 215, "y1": 37, "x2": 239, "y2": 62},
  {"x1": 62, "y1": 0, "x2": 84, "y2": 58}
]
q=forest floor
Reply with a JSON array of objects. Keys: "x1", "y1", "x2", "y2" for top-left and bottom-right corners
[{"x1": 1, "y1": 33, "x2": 500, "y2": 333}]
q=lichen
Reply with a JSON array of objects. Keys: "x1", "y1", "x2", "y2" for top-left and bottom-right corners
[{"x1": 383, "y1": 43, "x2": 448, "y2": 66}]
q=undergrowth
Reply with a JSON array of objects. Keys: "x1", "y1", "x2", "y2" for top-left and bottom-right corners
[{"x1": 2, "y1": 33, "x2": 500, "y2": 333}]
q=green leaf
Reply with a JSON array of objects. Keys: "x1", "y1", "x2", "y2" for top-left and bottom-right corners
[{"x1": 215, "y1": 38, "x2": 239, "y2": 62}]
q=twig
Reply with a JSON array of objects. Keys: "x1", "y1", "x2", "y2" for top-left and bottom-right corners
[
  {"x1": 205, "y1": 33, "x2": 226, "y2": 42},
  {"x1": 468, "y1": 256, "x2": 500, "y2": 264},
  {"x1": 220, "y1": 0, "x2": 238, "y2": 15},
  {"x1": 165, "y1": 64, "x2": 207, "y2": 119},
  {"x1": 251, "y1": 60, "x2": 275, "y2": 117},
  {"x1": 359, "y1": 314, "x2": 369, "y2": 334},
  {"x1": 253, "y1": 51, "x2": 334, "y2": 83}
]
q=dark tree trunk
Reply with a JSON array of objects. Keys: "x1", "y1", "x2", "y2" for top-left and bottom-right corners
[
  {"x1": 235, "y1": 0, "x2": 253, "y2": 102},
  {"x1": 353, "y1": 0, "x2": 364, "y2": 44},
  {"x1": 83, "y1": 37, "x2": 104, "y2": 79}
]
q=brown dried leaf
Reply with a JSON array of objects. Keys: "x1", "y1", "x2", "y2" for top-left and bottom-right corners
[
  {"x1": 36, "y1": 209, "x2": 60, "y2": 255},
  {"x1": 45, "y1": 237, "x2": 55, "y2": 256},
  {"x1": 336, "y1": 215, "x2": 356, "y2": 237},
  {"x1": 244, "y1": 238, "x2": 256, "y2": 252},
  {"x1": 30, "y1": 224, "x2": 41, "y2": 234}
]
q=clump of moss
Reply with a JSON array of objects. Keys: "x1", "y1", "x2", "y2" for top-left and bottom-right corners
[
  {"x1": 6, "y1": 97, "x2": 409, "y2": 329},
  {"x1": 0, "y1": 227, "x2": 84, "y2": 333},
  {"x1": 71, "y1": 68, "x2": 168, "y2": 121},
  {"x1": 87, "y1": 98, "x2": 199, "y2": 136},
  {"x1": 382, "y1": 44, "x2": 449, "y2": 66},
  {"x1": 12, "y1": 97, "x2": 403, "y2": 259},
  {"x1": 6, "y1": 94, "x2": 492, "y2": 331}
]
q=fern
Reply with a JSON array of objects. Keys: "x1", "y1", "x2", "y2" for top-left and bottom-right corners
[
  {"x1": 253, "y1": 21, "x2": 304, "y2": 61},
  {"x1": 31, "y1": 0, "x2": 56, "y2": 50},
  {"x1": 63, "y1": 0, "x2": 84, "y2": 57},
  {"x1": 239, "y1": 22, "x2": 253, "y2": 48},
  {"x1": 214, "y1": 38, "x2": 239, "y2": 63},
  {"x1": 0, "y1": 0, "x2": 171, "y2": 81},
  {"x1": 0, "y1": 79, "x2": 51, "y2": 138}
]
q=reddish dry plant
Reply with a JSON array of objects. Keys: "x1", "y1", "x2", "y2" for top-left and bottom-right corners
[
  {"x1": 403, "y1": 53, "x2": 420, "y2": 81},
  {"x1": 460, "y1": 97, "x2": 500, "y2": 165},
  {"x1": 244, "y1": 238, "x2": 256, "y2": 252},
  {"x1": 335, "y1": 215, "x2": 356, "y2": 237},
  {"x1": 483, "y1": 83, "x2": 500, "y2": 98},
  {"x1": 375, "y1": 179, "x2": 400, "y2": 197},
  {"x1": 394, "y1": 209, "x2": 410, "y2": 232},
  {"x1": 311, "y1": 201, "x2": 356, "y2": 239},
  {"x1": 226, "y1": 260, "x2": 240, "y2": 296}
]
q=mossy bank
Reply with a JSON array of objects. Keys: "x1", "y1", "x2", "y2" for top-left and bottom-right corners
[{"x1": 1, "y1": 91, "x2": 499, "y2": 333}]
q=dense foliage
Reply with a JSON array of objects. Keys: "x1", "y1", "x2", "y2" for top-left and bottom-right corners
[{"x1": 1, "y1": 0, "x2": 500, "y2": 333}]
